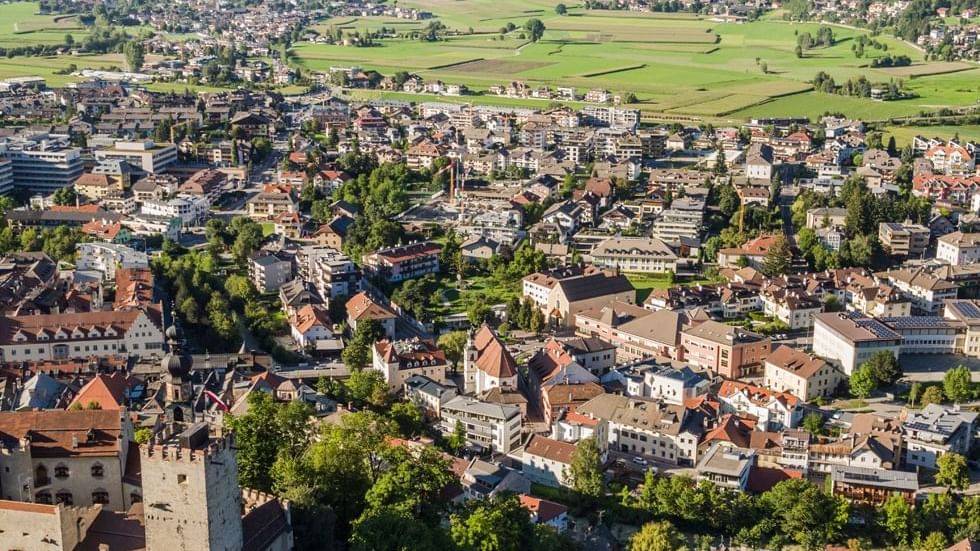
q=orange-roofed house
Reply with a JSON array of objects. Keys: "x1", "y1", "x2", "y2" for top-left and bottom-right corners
[
  {"x1": 520, "y1": 495, "x2": 569, "y2": 532},
  {"x1": 463, "y1": 324, "x2": 518, "y2": 395},
  {"x1": 68, "y1": 372, "x2": 135, "y2": 411},
  {"x1": 520, "y1": 434, "x2": 577, "y2": 488},
  {"x1": 371, "y1": 337, "x2": 448, "y2": 390},
  {"x1": 0, "y1": 409, "x2": 139, "y2": 511},
  {"x1": 289, "y1": 304, "x2": 333, "y2": 350},
  {"x1": 717, "y1": 234, "x2": 788, "y2": 270},
  {"x1": 718, "y1": 380, "x2": 803, "y2": 431},
  {"x1": 345, "y1": 291, "x2": 396, "y2": 339},
  {"x1": 764, "y1": 345, "x2": 843, "y2": 401}
]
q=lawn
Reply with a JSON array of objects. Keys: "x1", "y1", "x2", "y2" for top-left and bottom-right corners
[
  {"x1": 882, "y1": 125, "x2": 980, "y2": 148},
  {"x1": 293, "y1": 3, "x2": 980, "y2": 122},
  {"x1": 0, "y1": 2, "x2": 88, "y2": 48},
  {"x1": 625, "y1": 272, "x2": 719, "y2": 302}
]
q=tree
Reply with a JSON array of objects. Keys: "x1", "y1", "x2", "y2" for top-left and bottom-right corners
[
  {"x1": 880, "y1": 493, "x2": 915, "y2": 546},
  {"x1": 345, "y1": 369, "x2": 389, "y2": 408},
  {"x1": 450, "y1": 494, "x2": 537, "y2": 551},
  {"x1": 921, "y1": 385, "x2": 944, "y2": 406},
  {"x1": 864, "y1": 351, "x2": 901, "y2": 385},
  {"x1": 64, "y1": 33, "x2": 74, "y2": 47},
  {"x1": 524, "y1": 18, "x2": 546, "y2": 42},
  {"x1": 447, "y1": 419, "x2": 467, "y2": 453},
  {"x1": 935, "y1": 452, "x2": 969, "y2": 491},
  {"x1": 760, "y1": 478, "x2": 849, "y2": 549},
  {"x1": 438, "y1": 331, "x2": 468, "y2": 372},
  {"x1": 529, "y1": 308, "x2": 545, "y2": 333},
  {"x1": 134, "y1": 428, "x2": 153, "y2": 444},
  {"x1": 943, "y1": 365, "x2": 973, "y2": 403},
  {"x1": 227, "y1": 392, "x2": 313, "y2": 492},
  {"x1": 761, "y1": 233, "x2": 792, "y2": 277},
  {"x1": 849, "y1": 365, "x2": 878, "y2": 399},
  {"x1": 390, "y1": 401, "x2": 423, "y2": 437},
  {"x1": 567, "y1": 437, "x2": 604, "y2": 499},
  {"x1": 921, "y1": 532, "x2": 948, "y2": 551},
  {"x1": 802, "y1": 412, "x2": 824, "y2": 435},
  {"x1": 124, "y1": 41, "x2": 145, "y2": 71},
  {"x1": 629, "y1": 520, "x2": 685, "y2": 551},
  {"x1": 52, "y1": 186, "x2": 77, "y2": 206},
  {"x1": 555, "y1": 3, "x2": 567, "y2": 14},
  {"x1": 909, "y1": 382, "x2": 922, "y2": 407}
]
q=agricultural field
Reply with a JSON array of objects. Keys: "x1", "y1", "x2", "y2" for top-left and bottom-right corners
[
  {"x1": 292, "y1": 0, "x2": 980, "y2": 122},
  {"x1": 0, "y1": 2, "x2": 87, "y2": 48}
]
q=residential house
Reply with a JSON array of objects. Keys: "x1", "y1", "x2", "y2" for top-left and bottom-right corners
[
  {"x1": 718, "y1": 380, "x2": 802, "y2": 431},
  {"x1": 345, "y1": 291, "x2": 396, "y2": 339},
  {"x1": 680, "y1": 320, "x2": 770, "y2": 379},
  {"x1": 520, "y1": 435, "x2": 576, "y2": 488},
  {"x1": 764, "y1": 345, "x2": 843, "y2": 401},
  {"x1": 440, "y1": 395, "x2": 523, "y2": 453},
  {"x1": 902, "y1": 404, "x2": 977, "y2": 469},
  {"x1": 589, "y1": 237, "x2": 679, "y2": 274},
  {"x1": 362, "y1": 241, "x2": 441, "y2": 283},
  {"x1": 937, "y1": 232, "x2": 980, "y2": 266},
  {"x1": 372, "y1": 338, "x2": 448, "y2": 390}
]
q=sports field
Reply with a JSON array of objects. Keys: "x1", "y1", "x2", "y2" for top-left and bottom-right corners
[{"x1": 293, "y1": 0, "x2": 980, "y2": 122}]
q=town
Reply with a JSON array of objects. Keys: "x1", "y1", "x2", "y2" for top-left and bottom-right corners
[{"x1": 0, "y1": 0, "x2": 976, "y2": 551}]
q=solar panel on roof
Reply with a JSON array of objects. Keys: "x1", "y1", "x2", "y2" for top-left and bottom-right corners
[{"x1": 957, "y1": 301, "x2": 980, "y2": 319}]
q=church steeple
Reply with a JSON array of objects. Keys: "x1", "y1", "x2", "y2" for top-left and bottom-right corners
[{"x1": 161, "y1": 325, "x2": 193, "y2": 406}]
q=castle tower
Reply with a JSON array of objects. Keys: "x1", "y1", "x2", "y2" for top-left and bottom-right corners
[{"x1": 139, "y1": 423, "x2": 243, "y2": 551}]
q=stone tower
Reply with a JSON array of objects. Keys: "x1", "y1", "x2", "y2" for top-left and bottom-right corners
[{"x1": 139, "y1": 423, "x2": 243, "y2": 551}]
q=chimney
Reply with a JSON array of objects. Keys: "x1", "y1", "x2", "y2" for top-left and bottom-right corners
[{"x1": 71, "y1": 435, "x2": 78, "y2": 449}]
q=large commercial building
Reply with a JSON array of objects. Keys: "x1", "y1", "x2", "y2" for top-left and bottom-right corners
[
  {"x1": 94, "y1": 140, "x2": 178, "y2": 175},
  {"x1": 812, "y1": 312, "x2": 902, "y2": 375},
  {"x1": 0, "y1": 135, "x2": 83, "y2": 193}
]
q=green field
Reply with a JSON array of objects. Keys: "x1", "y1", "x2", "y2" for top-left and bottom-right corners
[
  {"x1": 0, "y1": 2, "x2": 87, "y2": 48},
  {"x1": 292, "y1": 0, "x2": 980, "y2": 122},
  {"x1": 882, "y1": 125, "x2": 980, "y2": 148}
]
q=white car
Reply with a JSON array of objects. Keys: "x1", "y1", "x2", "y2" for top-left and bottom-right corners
[{"x1": 631, "y1": 457, "x2": 648, "y2": 466}]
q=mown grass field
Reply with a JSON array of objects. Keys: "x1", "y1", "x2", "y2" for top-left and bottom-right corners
[
  {"x1": 292, "y1": 0, "x2": 980, "y2": 122},
  {"x1": 882, "y1": 125, "x2": 980, "y2": 148},
  {"x1": 0, "y1": 2, "x2": 87, "y2": 48}
]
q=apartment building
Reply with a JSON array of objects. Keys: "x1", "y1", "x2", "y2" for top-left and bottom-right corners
[
  {"x1": 812, "y1": 312, "x2": 902, "y2": 375},
  {"x1": 903, "y1": 404, "x2": 977, "y2": 469},
  {"x1": 879, "y1": 222, "x2": 930, "y2": 258},
  {"x1": 943, "y1": 299, "x2": 980, "y2": 358},
  {"x1": 680, "y1": 320, "x2": 770, "y2": 379},
  {"x1": 94, "y1": 140, "x2": 178, "y2": 174},
  {"x1": 249, "y1": 251, "x2": 294, "y2": 293},
  {"x1": 0, "y1": 135, "x2": 83, "y2": 193},
  {"x1": 362, "y1": 241, "x2": 441, "y2": 283},
  {"x1": 440, "y1": 395, "x2": 523, "y2": 453},
  {"x1": 0, "y1": 307, "x2": 164, "y2": 362},
  {"x1": 590, "y1": 237, "x2": 678, "y2": 274},
  {"x1": 371, "y1": 337, "x2": 448, "y2": 390},
  {"x1": 764, "y1": 345, "x2": 843, "y2": 401},
  {"x1": 521, "y1": 435, "x2": 576, "y2": 488},
  {"x1": 720, "y1": 380, "x2": 802, "y2": 430},
  {"x1": 574, "y1": 302, "x2": 688, "y2": 362},
  {"x1": 937, "y1": 232, "x2": 980, "y2": 266},
  {"x1": 140, "y1": 195, "x2": 210, "y2": 227},
  {"x1": 76, "y1": 243, "x2": 149, "y2": 281},
  {"x1": 876, "y1": 267, "x2": 959, "y2": 313}
]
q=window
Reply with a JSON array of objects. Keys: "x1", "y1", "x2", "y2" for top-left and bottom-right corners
[
  {"x1": 91, "y1": 464, "x2": 104, "y2": 478},
  {"x1": 35, "y1": 490, "x2": 52, "y2": 504},
  {"x1": 54, "y1": 465, "x2": 69, "y2": 479},
  {"x1": 177, "y1": 474, "x2": 187, "y2": 484},
  {"x1": 92, "y1": 490, "x2": 110, "y2": 504},
  {"x1": 55, "y1": 490, "x2": 73, "y2": 505},
  {"x1": 130, "y1": 492, "x2": 142, "y2": 504}
]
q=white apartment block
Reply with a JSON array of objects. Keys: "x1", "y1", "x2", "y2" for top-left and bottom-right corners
[
  {"x1": 140, "y1": 195, "x2": 210, "y2": 227},
  {"x1": 76, "y1": 243, "x2": 149, "y2": 281},
  {"x1": 937, "y1": 232, "x2": 980, "y2": 266},
  {"x1": 440, "y1": 396, "x2": 523, "y2": 453},
  {"x1": 94, "y1": 140, "x2": 178, "y2": 174},
  {"x1": 0, "y1": 135, "x2": 83, "y2": 193}
]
